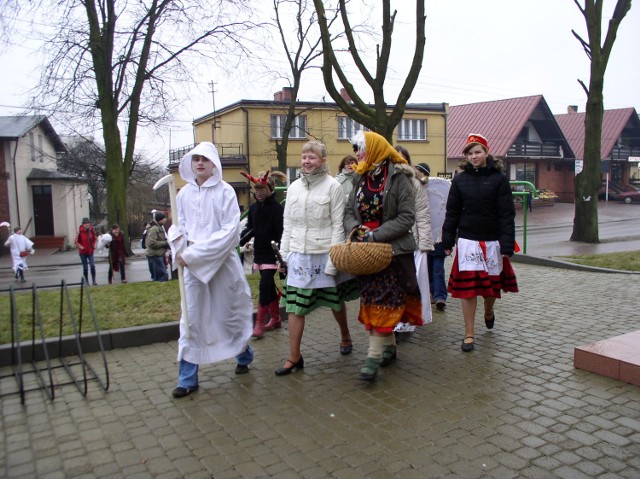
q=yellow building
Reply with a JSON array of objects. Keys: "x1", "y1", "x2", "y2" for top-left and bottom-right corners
[{"x1": 170, "y1": 88, "x2": 448, "y2": 211}]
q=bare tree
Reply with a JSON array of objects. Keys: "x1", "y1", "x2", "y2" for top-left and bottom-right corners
[
  {"x1": 59, "y1": 137, "x2": 169, "y2": 239},
  {"x1": 571, "y1": 0, "x2": 632, "y2": 243},
  {"x1": 312, "y1": 0, "x2": 425, "y2": 142},
  {"x1": 58, "y1": 137, "x2": 108, "y2": 220},
  {"x1": 4, "y1": 0, "x2": 260, "y2": 251},
  {"x1": 270, "y1": 0, "x2": 341, "y2": 172}
]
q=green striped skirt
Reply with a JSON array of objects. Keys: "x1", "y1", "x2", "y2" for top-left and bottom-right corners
[{"x1": 280, "y1": 279, "x2": 359, "y2": 316}]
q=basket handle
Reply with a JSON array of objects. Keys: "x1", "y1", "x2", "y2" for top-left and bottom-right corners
[{"x1": 348, "y1": 227, "x2": 362, "y2": 243}]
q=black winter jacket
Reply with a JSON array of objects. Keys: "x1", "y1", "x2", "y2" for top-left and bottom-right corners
[
  {"x1": 240, "y1": 194, "x2": 284, "y2": 264},
  {"x1": 441, "y1": 158, "x2": 515, "y2": 256}
]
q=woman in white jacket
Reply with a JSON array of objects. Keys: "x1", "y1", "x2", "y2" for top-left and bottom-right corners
[{"x1": 275, "y1": 140, "x2": 358, "y2": 376}]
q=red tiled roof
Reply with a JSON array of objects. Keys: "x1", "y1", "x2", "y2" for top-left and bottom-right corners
[
  {"x1": 555, "y1": 108, "x2": 636, "y2": 160},
  {"x1": 448, "y1": 95, "x2": 544, "y2": 158}
]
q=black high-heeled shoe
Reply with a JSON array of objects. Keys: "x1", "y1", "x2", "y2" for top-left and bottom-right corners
[
  {"x1": 339, "y1": 338, "x2": 353, "y2": 355},
  {"x1": 275, "y1": 356, "x2": 304, "y2": 376}
]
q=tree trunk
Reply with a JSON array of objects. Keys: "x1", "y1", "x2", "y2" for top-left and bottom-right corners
[
  {"x1": 571, "y1": 74, "x2": 603, "y2": 243},
  {"x1": 571, "y1": 0, "x2": 632, "y2": 243}
]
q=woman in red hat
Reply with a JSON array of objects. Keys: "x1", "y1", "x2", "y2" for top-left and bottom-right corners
[{"x1": 442, "y1": 133, "x2": 518, "y2": 352}]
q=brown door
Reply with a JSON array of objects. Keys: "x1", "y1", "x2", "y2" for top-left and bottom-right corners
[{"x1": 32, "y1": 185, "x2": 54, "y2": 236}]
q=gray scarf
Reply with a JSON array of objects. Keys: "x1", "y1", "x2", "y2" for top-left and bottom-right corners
[{"x1": 300, "y1": 164, "x2": 329, "y2": 181}]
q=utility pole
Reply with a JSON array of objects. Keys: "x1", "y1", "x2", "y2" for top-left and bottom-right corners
[{"x1": 209, "y1": 81, "x2": 218, "y2": 143}]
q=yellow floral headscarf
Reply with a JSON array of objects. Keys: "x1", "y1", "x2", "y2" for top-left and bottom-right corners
[{"x1": 353, "y1": 131, "x2": 407, "y2": 175}]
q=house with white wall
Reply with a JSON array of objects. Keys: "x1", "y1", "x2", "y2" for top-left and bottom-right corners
[{"x1": 0, "y1": 115, "x2": 90, "y2": 250}]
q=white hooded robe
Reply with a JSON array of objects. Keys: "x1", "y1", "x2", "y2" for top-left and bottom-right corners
[
  {"x1": 4, "y1": 233, "x2": 34, "y2": 273},
  {"x1": 172, "y1": 142, "x2": 253, "y2": 365}
]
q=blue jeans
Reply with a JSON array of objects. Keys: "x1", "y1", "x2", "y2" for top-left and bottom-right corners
[
  {"x1": 428, "y1": 243, "x2": 447, "y2": 302},
  {"x1": 148, "y1": 255, "x2": 168, "y2": 282},
  {"x1": 178, "y1": 344, "x2": 254, "y2": 388},
  {"x1": 79, "y1": 254, "x2": 96, "y2": 283}
]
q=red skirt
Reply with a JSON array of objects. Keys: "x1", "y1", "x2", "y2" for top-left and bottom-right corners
[{"x1": 448, "y1": 254, "x2": 518, "y2": 299}]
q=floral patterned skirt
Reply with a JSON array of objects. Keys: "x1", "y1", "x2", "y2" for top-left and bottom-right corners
[{"x1": 356, "y1": 253, "x2": 423, "y2": 333}]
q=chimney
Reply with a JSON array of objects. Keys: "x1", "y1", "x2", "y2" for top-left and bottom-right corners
[
  {"x1": 281, "y1": 87, "x2": 293, "y2": 101},
  {"x1": 340, "y1": 88, "x2": 352, "y2": 102},
  {"x1": 567, "y1": 105, "x2": 578, "y2": 113},
  {"x1": 274, "y1": 91, "x2": 283, "y2": 101}
]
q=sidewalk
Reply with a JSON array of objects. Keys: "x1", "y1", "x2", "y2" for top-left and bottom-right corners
[{"x1": 1, "y1": 261, "x2": 639, "y2": 478}]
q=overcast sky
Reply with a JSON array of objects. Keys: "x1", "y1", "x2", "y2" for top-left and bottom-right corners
[{"x1": 1, "y1": 0, "x2": 638, "y2": 163}]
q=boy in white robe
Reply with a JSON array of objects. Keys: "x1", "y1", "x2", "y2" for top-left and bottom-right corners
[
  {"x1": 4, "y1": 226, "x2": 35, "y2": 283},
  {"x1": 169, "y1": 142, "x2": 254, "y2": 398}
]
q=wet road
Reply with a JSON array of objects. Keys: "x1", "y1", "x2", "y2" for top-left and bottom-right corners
[
  {"x1": 516, "y1": 201, "x2": 640, "y2": 256},
  {"x1": 0, "y1": 254, "x2": 155, "y2": 291}
]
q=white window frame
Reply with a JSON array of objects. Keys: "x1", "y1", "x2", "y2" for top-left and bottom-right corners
[
  {"x1": 397, "y1": 118, "x2": 427, "y2": 141},
  {"x1": 271, "y1": 114, "x2": 307, "y2": 139},
  {"x1": 337, "y1": 116, "x2": 367, "y2": 140}
]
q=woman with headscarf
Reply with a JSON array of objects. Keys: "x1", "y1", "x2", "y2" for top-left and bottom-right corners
[
  {"x1": 344, "y1": 131, "x2": 422, "y2": 381},
  {"x1": 442, "y1": 133, "x2": 518, "y2": 352}
]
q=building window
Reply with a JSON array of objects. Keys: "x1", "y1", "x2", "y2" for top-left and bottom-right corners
[
  {"x1": 287, "y1": 166, "x2": 300, "y2": 183},
  {"x1": 338, "y1": 117, "x2": 367, "y2": 140},
  {"x1": 29, "y1": 132, "x2": 36, "y2": 162},
  {"x1": 38, "y1": 134, "x2": 44, "y2": 162},
  {"x1": 514, "y1": 162, "x2": 536, "y2": 185},
  {"x1": 397, "y1": 119, "x2": 427, "y2": 141},
  {"x1": 271, "y1": 115, "x2": 307, "y2": 139}
]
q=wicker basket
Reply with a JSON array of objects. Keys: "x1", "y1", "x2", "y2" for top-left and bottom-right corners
[{"x1": 330, "y1": 228, "x2": 393, "y2": 275}]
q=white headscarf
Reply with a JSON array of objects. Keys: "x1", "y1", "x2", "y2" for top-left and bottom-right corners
[{"x1": 179, "y1": 142, "x2": 223, "y2": 187}]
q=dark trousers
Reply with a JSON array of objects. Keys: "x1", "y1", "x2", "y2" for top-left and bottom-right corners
[
  {"x1": 108, "y1": 260, "x2": 126, "y2": 283},
  {"x1": 258, "y1": 269, "x2": 279, "y2": 307}
]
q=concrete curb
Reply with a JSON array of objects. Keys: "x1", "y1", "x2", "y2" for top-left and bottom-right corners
[
  {"x1": 0, "y1": 322, "x2": 179, "y2": 367},
  {"x1": 511, "y1": 253, "x2": 640, "y2": 274},
  {"x1": 0, "y1": 307, "x2": 286, "y2": 367}
]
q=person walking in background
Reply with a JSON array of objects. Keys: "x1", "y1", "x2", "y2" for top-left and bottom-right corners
[
  {"x1": 141, "y1": 221, "x2": 153, "y2": 279},
  {"x1": 107, "y1": 224, "x2": 127, "y2": 284},
  {"x1": 344, "y1": 131, "x2": 421, "y2": 381},
  {"x1": 4, "y1": 226, "x2": 34, "y2": 283},
  {"x1": 275, "y1": 140, "x2": 358, "y2": 377},
  {"x1": 421, "y1": 164, "x2": 452, "y2": 311},
  {"x1": 75, "y1": 218, "x2": 98, "y2": 285},
  {"x1": 393, "y1": 147, "x2": 433, "y2": 334},
  {"x1": 239, "y1": 170, "x2": 286, "y2": 338},
  {"x1": 442, "y1": 134, "x2": 519, "y2": 352},
  {"x1": 335, "y1": 154, "x2": 358, "y2": 202},
  {"x1": 146, "y1": 213, "x2": 169, "y2": 282},
  {"x1": 169, "y1": 142, "x2": 254, "y2": 398}
]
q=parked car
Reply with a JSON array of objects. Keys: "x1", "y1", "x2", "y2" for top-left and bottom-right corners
[{"x1": 618, "y1": 189, "x2": 640, "y2": 204}]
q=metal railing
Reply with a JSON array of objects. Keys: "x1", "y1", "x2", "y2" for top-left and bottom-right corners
[
  {"x1": 508, "y1": 141, "x2": 562, "y2": 158},
  {"x1": 510, "y1": 180, "x2": 538, "y2": 254}
]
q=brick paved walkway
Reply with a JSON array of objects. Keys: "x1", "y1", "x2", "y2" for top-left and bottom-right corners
[{"x1": 1, "y1": 261, "x2": 640, "y2": 478}]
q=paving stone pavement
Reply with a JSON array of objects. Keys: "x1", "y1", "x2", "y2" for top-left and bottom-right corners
[{"x1": 1, "y1": 261, "x2": 640, "y2": 478}]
